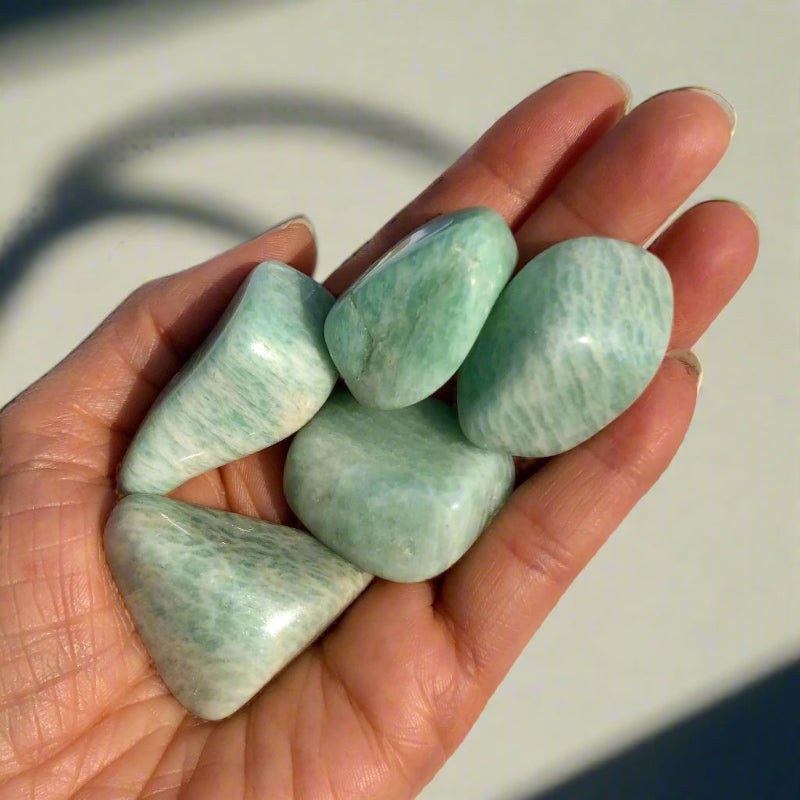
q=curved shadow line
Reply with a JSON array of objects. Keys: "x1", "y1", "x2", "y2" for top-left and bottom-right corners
[
  {"x1": 1, "y1": 90, "x2": 464, "y2": 310},
  {"x1": 0, "y1": 192, "x2": 266, "y2": 301},
  {"x1": 53, "y1": 90, "x2": 462, "y2": 187},
  {"x1": 0, "y1": 0, "x2": 282, "y2": 34}
]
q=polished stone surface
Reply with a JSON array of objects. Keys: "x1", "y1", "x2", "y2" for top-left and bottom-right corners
[
  {"x1": 458, "y1": 237, "x2": 673, "y2": 456},
  {"x1": 119, "y1": 262, "x2": 338, "y2": 495},
  {"x1": 324, "y1": 207, "x2": 517, "y2": 409},
  {"x1": 284, "y1": 388, "x2": 514, "y2": 582},
  {"x1": 104, "y1": 494, "x2": 371, "y2": 720}
]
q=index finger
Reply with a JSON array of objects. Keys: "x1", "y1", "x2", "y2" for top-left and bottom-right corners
[{"x1": 325, "y1": 70, "x2": 630, "y2": 295}]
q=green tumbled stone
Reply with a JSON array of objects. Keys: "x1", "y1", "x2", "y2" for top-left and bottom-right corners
[
  {"x1": 324, "y1": 207, "x2": 518, "y2": 409},
  {"x1": 458, "y1": 237, "x2": 674, "y2": 457},
  {"x1": 119, "y1": 262, "x2": 338, "y2": 495},
  {"x1": 104, "y1": 494, "x2": 371, "y2": 720},
  {"x1": 284, "y1": 389, "x2": 514, "y2": 582}
]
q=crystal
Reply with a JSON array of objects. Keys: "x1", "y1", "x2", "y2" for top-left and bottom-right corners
[
  {"x1": 119, "y1": 262, "x2": 337, "y2": 495},
  {"x1": 104, "y1": 494, "x2": 371, "y2": 719},
  {"x1": 458, "y1": 237, "x2": 673, "y2": 456},
  {"x1": 284, "y1": 388, "x2": 514, "y2": 582},
  {"x1": 324, "y1": 208, "x2": 517, "y2": 409}
]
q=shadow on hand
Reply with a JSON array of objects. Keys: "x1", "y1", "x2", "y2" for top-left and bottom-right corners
[{"x1": 518, "y1": 657, "x2": 800, "y2": 800}]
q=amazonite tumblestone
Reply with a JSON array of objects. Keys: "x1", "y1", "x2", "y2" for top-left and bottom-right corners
[
  {"x1": 324, "y1": 207, "x2": 517, "y2": 409},
  {"x1": 119, "y1": 262, "x2": 338, "y2": 495},
  {"x1": 284, "y1": 388, "x2": 514, "y2": 582},
  {"x1": 458, "y1": 237, "x2": 673, "y2": 457},
  {"x1": 104, "y1": 494, "x2": 371, "y2": 720}
]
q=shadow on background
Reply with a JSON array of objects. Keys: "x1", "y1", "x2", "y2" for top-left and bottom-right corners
[
  {"x1": 0, "y1": 0, "x2": 270, "y2": 36},
  {"x1": 0, "y1": 90, "x2": 462, "y2": 311},
  {"x1": 1, "y1": 0, "x2": 164, "y2": 30},
  {"x1": 523, "y1": 658, "x2": 800, "y2": 800}
]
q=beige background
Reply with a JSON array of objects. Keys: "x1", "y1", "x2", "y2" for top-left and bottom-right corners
[{"x1": 1, "y1": 1, "x2": 798, "y2": 797}]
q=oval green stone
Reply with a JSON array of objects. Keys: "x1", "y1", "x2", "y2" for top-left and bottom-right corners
[
  {"x1": 324, "y1": 207, "x2": 517, "y2": 409},
  {"x1": 119, "y1": 262, "x2": 338, "y2": 495},
  {"x1": 284, "y1": 389, "x2": 515, "y2": 582},
  {"x1": 457, "y1": 237, "x2": 674, "y2": 457}
]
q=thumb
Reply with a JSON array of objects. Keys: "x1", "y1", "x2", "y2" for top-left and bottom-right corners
[{"x1": 1, "y1": 216, "x2": 316, "y2": 482}]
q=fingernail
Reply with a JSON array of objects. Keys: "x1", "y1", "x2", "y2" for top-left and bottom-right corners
[
  {"x1": 683, "y1": 87, "x2": 737, "y2": 138},
  {"x1": 556, "y1": 70, "x2": 633, "y2": 113},
  {"x1": 698, "y1": 198, "x2": 760, "y2": 236},
  {"x1": 667, "y1": 348, "x2": 704, "y2": 398},
  {"x1": 271, "y1": 214, "x2": 316, "y2": 238},
  {"x1": 592, "y1": 70, "x2": 633, "y2": 113},
  {"x1": 226, "y1": 215, "x2": 316, "y2": 256},
  {"x1": 732, "y1": 201, "x2": 759, "y2": 233}
]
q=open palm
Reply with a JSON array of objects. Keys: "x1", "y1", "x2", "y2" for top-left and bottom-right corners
[{"x1": 0, "y1": 72, "x2": 758, "y2": 799}]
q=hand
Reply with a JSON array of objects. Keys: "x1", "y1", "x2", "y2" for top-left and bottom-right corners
[{"x1": 0, "y1": 72, "x2": 757, "y2": 799}]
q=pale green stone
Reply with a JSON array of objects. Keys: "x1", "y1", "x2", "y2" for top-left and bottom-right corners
[
  {"x1": 284, "y1": 388, "x2": 514, "y2": 582},
  {"x1": 458, "y1": 237, "x2": 674, "y2": 457},
  {"x1": 324, "y1": 207, "x2": 517, "y2": 409},
  {"x1": 104, "y1": 494, "x2": 371, "y2": 720},
  {"x1": 119, "y1": 262, "x2": 337, "y2": 495}
]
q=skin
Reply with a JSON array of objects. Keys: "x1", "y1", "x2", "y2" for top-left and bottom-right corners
[{"x1": 0, "y1": 72, "x2": 758, "y2": 799}]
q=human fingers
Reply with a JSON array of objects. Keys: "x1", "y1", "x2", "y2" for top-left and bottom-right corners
[
  {"x1": 435, "y1": 205, "x2": 758, "y2": 697},
  {"x1": 435, "y1": 357, "x2": 700, "y2": 691},
  {"x1": 325, "y1": 70, "x2": 630, "y2": 295},
  {"x1": 1, "y1": 218, "x2": 316, "y2": 482},
  {"x1": 514, "y1": 87, "x2": 735, "y2": 261},
  {"x1": 651, "y1": 199, "x2": 759, "y2": 349}
]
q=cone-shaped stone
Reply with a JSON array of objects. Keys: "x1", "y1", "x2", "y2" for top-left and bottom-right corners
[
  {"x1": 324, "y1": 207, "x2": 518, "y2": 409},
  {"x1": 284, "y1": 388, "x2": 514, "y2": 582},
  {"x1": 458, "y1": 237, "x2": 674, "y2": 457},
  {"x1": 119, "y1": 262, "x2": 338, "y2": 495},
  {"x1": 104, "y1": 494, "x2": 371, "y2": 720}
]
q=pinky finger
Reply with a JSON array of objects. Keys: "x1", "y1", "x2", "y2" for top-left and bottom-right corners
[
  {"x1": 652, "y1": 199, "x2": 759, "y2": 349},
  {"x1": 436, "y1": 355, "x2": 700, "y2": 693}
]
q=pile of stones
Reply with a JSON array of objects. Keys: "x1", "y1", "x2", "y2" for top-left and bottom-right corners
[{"x1": 105, "y1": 207, "x2": 673, "y2": 719}]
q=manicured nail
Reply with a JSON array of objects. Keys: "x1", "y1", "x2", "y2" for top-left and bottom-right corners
[
  {"x1": 646, "y1": 87, "x2": 736, "y2": 139},
  {"x1": 593, "y1": 70, "x2": 633, "y2": 113},
  {"x1": 683, "y1": 87, "x2": 736, "y2": 137},
  {"x1": 732, "y1": 201, "x2": 759, "y2": 233},
  {"x1": 699, "y1": 198, "x2": 759, "y2": 235},
  {"x1": 667, "y1": 348, "x2": 703, "y2": 398},
  {"x1": 238, "y1": 215, "x2": 315, "y2": 248},
  {"x1": 556, "y1": 70, "x2": 632, "y2": 113},
  {"x1": 271, "y1": 214, "x2": 316, "y2": 237}
]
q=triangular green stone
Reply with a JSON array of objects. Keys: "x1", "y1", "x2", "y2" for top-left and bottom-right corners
[{"x1": 104, "y1": 494, "x2": 371, "y2": 720}]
